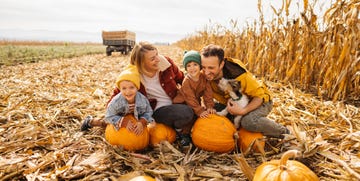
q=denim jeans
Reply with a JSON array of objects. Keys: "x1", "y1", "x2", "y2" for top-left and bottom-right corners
[
  {"x1": 215, "y1": 101, "x2": 287, "y2": 137},
  {"x1": 153, "y1": 104, "x2": 195, "y2": 133}
]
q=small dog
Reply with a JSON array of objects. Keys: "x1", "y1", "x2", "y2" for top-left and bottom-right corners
[{"x1": 217, "y1": 78, "x2": 249, "y2": 129}]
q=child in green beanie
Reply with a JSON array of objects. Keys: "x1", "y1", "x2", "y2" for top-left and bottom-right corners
[{"x1": 173, "y1": 50, "x2": 216, "y2": 118}]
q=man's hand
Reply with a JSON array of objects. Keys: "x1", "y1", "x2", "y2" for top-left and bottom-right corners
[
  {"x1": 227, "y1": 100, "x2": 246, "y2": 115},
  {"x1": 227, "y1": 97, "x2": 263, "y2": 116}
]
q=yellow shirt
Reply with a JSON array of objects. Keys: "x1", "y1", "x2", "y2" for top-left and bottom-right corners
[{"x1": 211, "y1": 57, "x2": 272, "y2": 105}]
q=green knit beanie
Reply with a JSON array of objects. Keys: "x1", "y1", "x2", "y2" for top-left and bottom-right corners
[{"x1": 183, "y1": 50, "x2": 201, "y2": 70}]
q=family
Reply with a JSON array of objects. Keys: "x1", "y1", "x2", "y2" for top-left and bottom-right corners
[{"x1": 81, "y1": 42, "x2": 289, "y2": 147}]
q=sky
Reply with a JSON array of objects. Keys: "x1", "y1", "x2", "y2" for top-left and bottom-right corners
[{"x1": 0, "y1": 0, "x2": 332, "y2": 43}]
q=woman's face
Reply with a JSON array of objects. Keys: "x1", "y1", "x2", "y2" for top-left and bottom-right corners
[
  {"x1": 119, "y1": 80, "x2": 137, "y2": 103},
  {"x1": 143, "y1": 49, "x2": 160, "y2": 74}
]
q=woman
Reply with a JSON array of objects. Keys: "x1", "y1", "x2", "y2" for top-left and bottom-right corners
[{"x1": 108, "y1": 42, "x2": 195, "y2": 146}]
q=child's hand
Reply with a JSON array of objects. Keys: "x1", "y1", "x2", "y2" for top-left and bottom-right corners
[
  {"x1": 207, "y1": 108, "x2": 216, "y2": 114},
  {"x1": 199, "y1": 111, "x2": 209, "y2": 118},
  {"x1": 125, "y1": 120, "x2": 135, "y2": 132},
  {"x1": 147, "y1": 121, "x2": 156, "y2": 129},
  {"x1": 133, "y1": 122, "x2": 144, "y2": 135}
]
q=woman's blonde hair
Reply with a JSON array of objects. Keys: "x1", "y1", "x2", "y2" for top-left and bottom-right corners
[{"x1": 130, "y1": 42, "x2": 157, "y2": 74}]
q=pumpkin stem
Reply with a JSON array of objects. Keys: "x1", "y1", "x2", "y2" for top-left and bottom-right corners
[
  {"x1": 233, "y1": 132, "x2": 239, "y2": 153},
  {"x1": 279, "y1": 150, "x2": 302, "y2": 170},
  {"x1": 233, "y1": 132, "x2": 239, "y2": 140}
]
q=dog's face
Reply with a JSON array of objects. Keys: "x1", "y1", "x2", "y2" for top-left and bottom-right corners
[{"x1": 218, "y1": 78, "x2": 241, "y2": 94}]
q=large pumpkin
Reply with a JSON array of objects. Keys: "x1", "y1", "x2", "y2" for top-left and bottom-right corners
[
  {"x1": 129, "y1": 175, "x2": 155, "y2": 181},
  {"x1": 238, "y1": 128, "x2": 265, "y2": 153},
  {"x1": 253, "y1": 150, "x2": 319, "y2": 181},
  {"x1": 191, "y1": 114, "x2": 237, "y2": 153},
  {"x1": 148, "y1": 123, "x2": 176, "y2": 147},
  {"x1": 105, "y1": 115, "x2": 149, "y2": 151}
]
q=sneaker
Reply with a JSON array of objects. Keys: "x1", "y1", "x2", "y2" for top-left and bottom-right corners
[
  {"x1": 179, "y1": 134, "x2": 192, "y2": 146},
  {"x1": 283, "y1": 127, "x2": 290, "y2": 134},
  {"x1": 278, "y1": 127, "x2": 291, "y2": 139},
  {"x1": 284, "y1": 127, "x2": 290, "y2": 134},
  {"x1": 81, "y1": 115, "x2": 93, "y2": 131}
]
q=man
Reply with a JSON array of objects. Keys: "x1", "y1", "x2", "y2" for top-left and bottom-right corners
[{"x1": 200, "y1": 44, "x2": 289, "y2": 138}]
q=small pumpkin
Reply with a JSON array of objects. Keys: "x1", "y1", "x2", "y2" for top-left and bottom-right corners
[
  {"x1": 148, "y1": 123, "x2": 176, "y2": 147},
  {"x1": 129, "y1": 175, "x2": 156, "y2": 181},
  {"x1": 105, "y1": 114, "x2": 149, "y2": 151},
  {"x1": 191, "y1": 114, "x2": 237, "y2": 153},
  {"x1": 238, "y1": 128, "x2": 265, "y2": 153},
  {"x1": 253, "y1": 150, "x2": 319, "y2": 181}
]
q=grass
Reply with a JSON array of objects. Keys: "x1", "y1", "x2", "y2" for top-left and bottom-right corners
[{"x1": 0, "y1": 41, "x2": 104, "y2": 66}]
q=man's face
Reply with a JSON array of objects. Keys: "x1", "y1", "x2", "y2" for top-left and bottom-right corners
[{"x1": 201, "y1": 55, "x2": 224, "y2": 81}]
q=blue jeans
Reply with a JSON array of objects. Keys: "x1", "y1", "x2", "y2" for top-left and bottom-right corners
[{"x1": 153, "y1": 104, "x2": 195, "y2": 134}]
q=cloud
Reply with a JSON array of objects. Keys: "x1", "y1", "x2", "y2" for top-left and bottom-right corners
[{"x1": 0, "y1": 0, "x2": 332, "y2": 43}]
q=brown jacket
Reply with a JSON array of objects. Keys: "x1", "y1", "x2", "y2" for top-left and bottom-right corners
[{"x1": 173, "y1": 73, "x2": 214, "y2": 116}]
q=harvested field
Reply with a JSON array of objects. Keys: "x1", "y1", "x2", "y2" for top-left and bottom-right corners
[{"x1": 0, "y1": 45, "x2": 359, "y2": 180}]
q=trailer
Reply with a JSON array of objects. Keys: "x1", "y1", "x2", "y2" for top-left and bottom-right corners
[{"x1": 102, "y1": 30, "x2": 136, "y2": 56}]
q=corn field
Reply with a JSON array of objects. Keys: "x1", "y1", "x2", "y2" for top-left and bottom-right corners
[
  {"x1": 1, "y1": 0, "x2": 360, "y2": 180},
  {"x1": 1, "y1": 45, "x2": 359, "y2": 180},
  {"x1": 176, "y1": 0, "x2": 359, "y2": 104}
]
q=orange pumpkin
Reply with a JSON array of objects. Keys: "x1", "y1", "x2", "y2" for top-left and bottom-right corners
[
  {"x1": 237, "y1": 128, "x2": 265, "y2": 153},
  {"x1": 129, "y1": 175, "x2": 155, "y2": 181},
  {"x1": 148, "y1": 123, "x2": 176, "y2": 147},
  {"x1": 191, "y1": 114, "x2": 237, "y2": 153},
  {"x1": 105, "y1": 115, "x2": 149, "y2": 151},
  {"x1": 253, "y1": 150, "x2": 319, "y2": 181}
]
